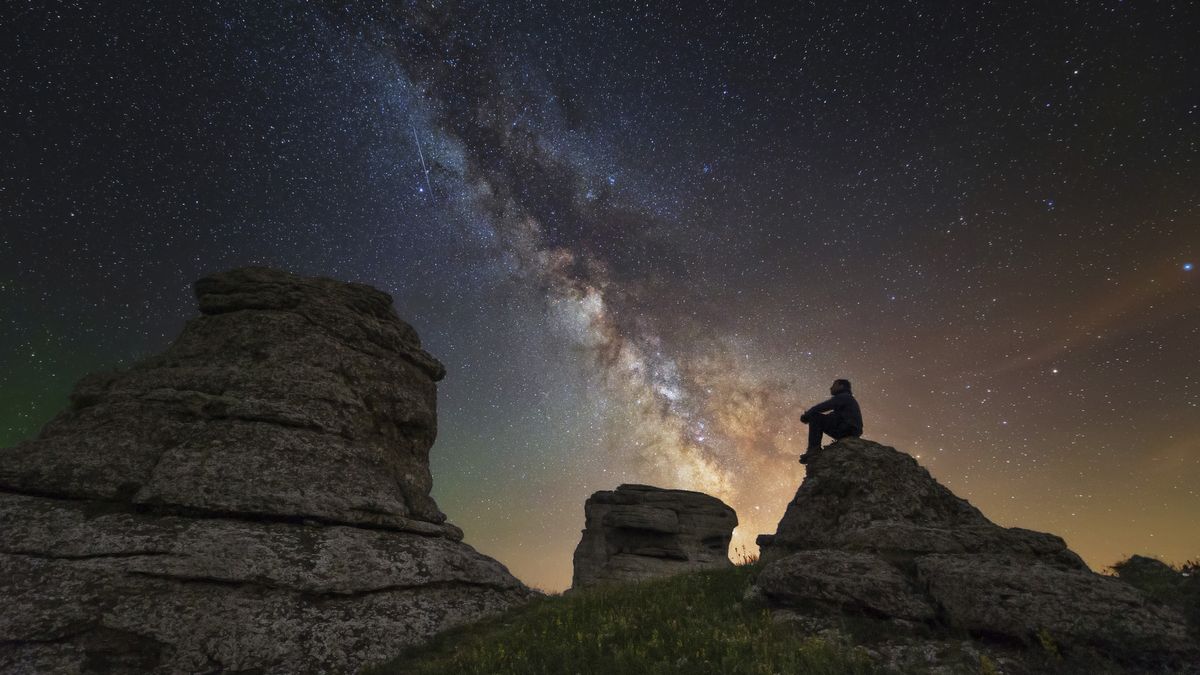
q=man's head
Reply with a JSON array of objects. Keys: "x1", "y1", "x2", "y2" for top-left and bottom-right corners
[{"x1": 830, "y1": 379, "x2": 852, "y2": 395}]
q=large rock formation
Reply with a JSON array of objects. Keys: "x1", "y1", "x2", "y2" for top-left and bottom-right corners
[
  {"x1": 0, "y1": 267, "x2": 534, "y2": 674},
  {"x1": 758, "y1": 437, "x2": 1084, "y2": 568},
  {"x1": 754, "y1": 437, "x2": 1196, "y2": 669},
  {"x1": 571, "y1": 484, "x2": 737, "y2": 589}
]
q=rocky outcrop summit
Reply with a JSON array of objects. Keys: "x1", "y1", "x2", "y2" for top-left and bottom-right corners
[
  {"x1": 0, "y1": 267, "x2": 534, "y2": 674},
  {"x1": 571, "y1": 484, "x2": 737, "y2": 589},
  {"x1": 754, "y1": 437, "x2": 1196, "y2": 669}
]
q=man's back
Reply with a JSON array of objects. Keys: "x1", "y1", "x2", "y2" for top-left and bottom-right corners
[{"x1": 831, "y1": 391, "x2": 863, "y2": 435}]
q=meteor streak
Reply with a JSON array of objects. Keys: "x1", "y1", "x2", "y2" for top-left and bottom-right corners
[{"x1": 411, "y1": 124, "x2": 433, "y2": 195}]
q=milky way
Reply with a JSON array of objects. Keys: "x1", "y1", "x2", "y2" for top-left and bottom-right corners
[{"x1": 3, "y1": 1, "x2": 1198, "y2": 590}]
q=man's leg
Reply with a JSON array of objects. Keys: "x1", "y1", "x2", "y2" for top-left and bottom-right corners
[
  {"x1": 806, "y1": 417, "x2": 823, "y2": 450},
  {"x1": 807, "y1": 413, "x2": 844, "y2": 449},
  {"x1": 801, "y1": 414, "x2": 841, "y2": 463}
]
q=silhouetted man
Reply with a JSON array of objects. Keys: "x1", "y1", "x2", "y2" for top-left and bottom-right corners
[{"x1": 799, "y1": 378, "x2": 863, "y2": 463}]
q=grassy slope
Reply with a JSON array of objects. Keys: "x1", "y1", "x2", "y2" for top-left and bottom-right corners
[{"x1": 363, "y1": 565, "x2": 881, "y2": 675}]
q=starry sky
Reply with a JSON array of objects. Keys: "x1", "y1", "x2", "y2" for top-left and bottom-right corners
[{"x1": 3, "y1": 1, "x2": 1198, "y2": 592}]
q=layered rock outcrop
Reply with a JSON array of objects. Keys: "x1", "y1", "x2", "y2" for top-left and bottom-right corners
[
  {"x1": 0, "y1": 267, "x2": 534, "y2": 674},
  {"x1": 571, "y1": 484, "x2": 737, "y2": 589},
  {"x1": 754, "y1": 437, "x2": 1196, "y2": 668}
]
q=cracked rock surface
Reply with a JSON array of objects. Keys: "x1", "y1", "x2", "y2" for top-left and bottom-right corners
[{"x1": 0, "y1": 267, "x2": 534, "y2": 674}]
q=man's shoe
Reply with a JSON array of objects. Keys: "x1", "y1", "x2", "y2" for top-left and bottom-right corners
[{"x1": 798, "y1": 449, "x2": 819, "y2": 464}]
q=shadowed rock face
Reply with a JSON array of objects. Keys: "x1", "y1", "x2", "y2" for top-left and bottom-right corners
[
  {"x1": 754, "y1": 437, "x2": 1196, "y2": 668},
  {"x1": 758, "y1": 437, "x2": 1084, "y2": 568},
  {"x1": 0, "y1": 267, "x2": 534, "y2": 674},
  {"x1": 571, "y1": 484, "x2": 737, "y2": 589}
]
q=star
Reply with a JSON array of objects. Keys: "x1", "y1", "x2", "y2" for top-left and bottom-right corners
[{"x1": 4, "y1": 0, "x2": 1195, "y2": 593}]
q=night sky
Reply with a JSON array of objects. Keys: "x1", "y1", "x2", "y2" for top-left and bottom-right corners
[{"x1": 3, "y1": 1, "x2": 1198, "y2": 592}]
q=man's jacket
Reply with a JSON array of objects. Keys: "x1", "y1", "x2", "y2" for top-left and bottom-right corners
[{"x1": 803, "y1": 391, "x2": 863, "y2": 435}]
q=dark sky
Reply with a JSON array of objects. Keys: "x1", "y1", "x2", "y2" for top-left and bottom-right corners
[{"x1": 3, "y1": 0, "x2": 1198, "y2": 591}]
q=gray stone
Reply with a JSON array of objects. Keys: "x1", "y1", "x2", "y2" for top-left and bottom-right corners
[
  {"x1": 1, "y1": 268, "x2": 449, "y2": 530},
  {"x1": 756, "y1": 550, "x2": 935, "y2": 621},
  {"x1": 752, "y1": 437, "x2": 1196, "y2": 668},
  {"x1": 916, "y1": 554, "x2": 1194, "y2": 656},
  {"x1": 571, "y1": 483, "x2": 737, "y2": 588},
  {"x1": 757, "y1": 437, "x2": 1082, "y2": 569},
  {"x1": 0, "y1": 267, "x2": 534, "y2": 674},
  {"x1": 603, "y1": 504, "x2": 680, "y2": 533}
]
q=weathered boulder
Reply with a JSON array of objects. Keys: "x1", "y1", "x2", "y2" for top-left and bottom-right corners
[
  {"x1": 753, "y1": 437, "x2": 1196, "y2": 668},
  {"x1": 916, "y1": 554, "x2": 1192, "y2": 656},
  {"x1": 757, "y1": 437, "x2": 1083, "y2": 568},
  {"x1": 571, "y1": 484, "x2": 737, "y2": 588},
  {"x1": 0, "y1": 267, "x2": 534, "y2": 674}
]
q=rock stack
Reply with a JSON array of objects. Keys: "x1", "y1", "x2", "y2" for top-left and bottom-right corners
[
  {"x1": 0, "y1": 267, "x2": 534, "y2": 674},
  {"x1": 571, "y1": 484, "x2": 737, "y2": 589},
  {"x1": 754, "y1": 437, "x2": 1195, "y2": 668}
]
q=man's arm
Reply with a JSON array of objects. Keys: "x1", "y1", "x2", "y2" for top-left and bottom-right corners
[{"x1": 802, "y1": 397, "x2": 835, "y2": 419}]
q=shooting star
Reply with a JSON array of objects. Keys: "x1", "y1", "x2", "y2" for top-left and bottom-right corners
[{"x1": 411, "y1": 124, "x2": 433, "y2": 195}]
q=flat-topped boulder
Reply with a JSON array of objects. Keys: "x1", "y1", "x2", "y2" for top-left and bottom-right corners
[
  {"x1": 0, "y1": 267, "x2": 534, "y2": 674},
  {"x1": 571, "y1": 484, "x2": 737, "y2": 589}
]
